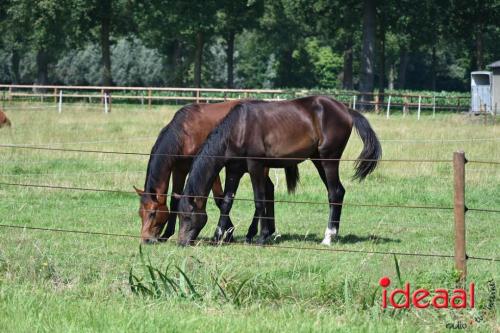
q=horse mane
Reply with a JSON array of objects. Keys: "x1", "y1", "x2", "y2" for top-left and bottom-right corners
[
  {"x1": 185, "y1": 101, "x2": 263, "y2": 197},
  {"x1": 143, "y1": 104, "x2": 195, "y2": 200}
]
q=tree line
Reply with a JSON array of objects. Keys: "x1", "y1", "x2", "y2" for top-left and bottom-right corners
[{"x1": 0, "y1": 0, "x2": 498, "y2": 93}]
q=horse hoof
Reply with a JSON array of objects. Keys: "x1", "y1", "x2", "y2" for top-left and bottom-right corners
[
  {"x1": 224, "y1": 234, "x2": 234, "y2": 243},
  {"x1": 256, "y1": 235, "x2": 271, "y2": 245},
  {"x1": 321, "y1": 239, "x2": 331, "y2": 246},
  {"x1": 245, "y1": 237, "x2": 253, "y2": 244}
]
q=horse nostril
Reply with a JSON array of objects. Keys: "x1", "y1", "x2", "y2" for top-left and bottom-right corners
[{"x1": 142, "y1": 238, "x2": 155, "y2": 244}]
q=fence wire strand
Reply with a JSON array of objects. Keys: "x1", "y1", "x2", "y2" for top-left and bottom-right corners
[
  {"x1": 1, "y1": 223, "x2": 497, "y2": 262},
  {"x1": 0, "y1": 144, "x2": 453, "y2": 163},
  {"x1": 0, "y1": 181, "x2": 456, "y2": 211}
]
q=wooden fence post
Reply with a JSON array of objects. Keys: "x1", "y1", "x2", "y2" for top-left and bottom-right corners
[
  {"x1": 453, "y1": 151, "x2": 467, "y2": 283},
  {"x1": 432, "y1": 95, "x2": 436, "y2": 118},
  {"x1": 494, "y1": 103, "x2": 497, "y2": 126},
  {"x1": 374, "y1": 94, "x2": 380, "y2": 114},
  {"x1": 148, "y1": 89, "x2": 152, "y2": 110}
]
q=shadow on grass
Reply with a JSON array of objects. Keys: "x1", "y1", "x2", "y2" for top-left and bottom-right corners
[{"x1": 270, "y1": 233, "x2": 401, "y2": 245}]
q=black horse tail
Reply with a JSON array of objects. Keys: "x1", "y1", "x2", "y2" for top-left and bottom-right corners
[
  {"x1": 284, "y1": 165, "x2": 300, "y2": 194},
  {"x1": 348, "y1": 109, "x2": 382, "y2": 181}
]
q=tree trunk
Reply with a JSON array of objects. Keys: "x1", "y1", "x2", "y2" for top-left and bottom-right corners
[
  {"x1": 35, "y1": 50, "x2": 49, "y2": 86},
  {"x1": 226, "y1": 30, "x2": 235, "y2": 88},
  {"x1": 194, "y1": 31, "x2": 204, "y2": 88},
  {"x1": 342, "y1": 35, "x2": 354, "y2": 90},
  {"x1": 431, "y1": 46, "x2": 437, "y2": 91},
  {"x1": 359, "y1": 0, "x2": 376, "y2": 110},
  {"x1": 388, "y1": 66, "x2": 394, "y2": 90},
  {"x1": 100, "y1": 0, "x2": 112, "y2": 86},
  {"x1": 166, "y1": 39, "x2": 184, "y2": 86},
  {"x1": 475, "y1": 26, "x2": 483, "y2": 70},
  {"x1": 378, "y1": 19, "x2": 386, "y2": 99},
  {"x1": 11, "y1": 50, "x2": 20, "y2": 84},
  {"x1": 396, "y1": 48, "x2": 409, "y2": 89}
]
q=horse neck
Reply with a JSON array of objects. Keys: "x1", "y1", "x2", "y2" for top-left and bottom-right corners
[
  {"x1": 144, "y1": 153, "x2": 172, "y2": 199},
  {"x1": 185, "y1": 147, "x2": 228, "y2": 198}
]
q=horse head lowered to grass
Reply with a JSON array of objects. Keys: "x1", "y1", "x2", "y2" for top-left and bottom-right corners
[{"x1": 177, "y1": 96, "x2": 382, "y2": 246}]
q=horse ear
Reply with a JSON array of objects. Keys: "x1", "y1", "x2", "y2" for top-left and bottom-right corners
[{"x1": 133, "y1": 186, "x2": 144, "y2": 196}]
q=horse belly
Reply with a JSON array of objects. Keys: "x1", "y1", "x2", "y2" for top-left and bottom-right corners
[{"x1": 265, "y1": 131, "x2": 318, "y2": 158}]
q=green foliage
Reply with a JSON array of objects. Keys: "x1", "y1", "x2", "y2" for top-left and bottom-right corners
[
  {"x1": 304, "y1": 38, "x2": 343, "y2": 89},
  {"x1": 0, "y1": 0, "x2": 499, "y2": 90}
]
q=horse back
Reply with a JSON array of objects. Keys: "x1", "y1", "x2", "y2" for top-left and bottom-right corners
[
  {"x1": 228, "y1": 96, "x2": 353, "y2": 159},
  {"x1": 180, "y1": 100, "x2": 241, "y2": 156}
]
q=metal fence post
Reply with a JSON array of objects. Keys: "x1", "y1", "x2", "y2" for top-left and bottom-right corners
[
  {"x1": 417, "y1": 95, "x2": 422, "y2": 120},
  {"x1": 386, "y1": 95, "x2": 391, "y2": 119},
  {"x1": 58, "y1": 90, "x2": 63, "y2": 113},
  {"x1": 453, "y1": 151, "x2": 467, "y2": 283},
  {"x1": 104, "y1": 91, "x2": 109, "y2": 114}
]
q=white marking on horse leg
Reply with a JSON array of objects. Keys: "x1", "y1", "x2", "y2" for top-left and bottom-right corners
[
  {"x1": 215, "y1": 226, "x2": 224, "y2": 239},
  {"x1": 321, "y1": 227, "x2": 337, "y2": 246}
]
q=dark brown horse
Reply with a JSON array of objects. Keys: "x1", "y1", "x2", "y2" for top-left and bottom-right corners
[
  {"x1": 177, "y1": 96, "x2": 382, "y2": 246},
  {"x1": 135, "y1": 101, "x2": 295, "y2": 243},
  {"x1": 0, "y1": 109, "x2": 11, "y2": 128}
]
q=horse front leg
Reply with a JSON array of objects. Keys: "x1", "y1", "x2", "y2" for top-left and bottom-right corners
[
  {"x1": 213, "y1": 168, "x2": 244, "y2": 243},
  {"x1": 160, "y1": 168, "x2": 187, "y2": 240},
  {"x1": 246, "y1": 174, "x2": 275, "y2": 242},
  {"x1": 211, "y1": 174, "x2": 235, "y2": 242}
]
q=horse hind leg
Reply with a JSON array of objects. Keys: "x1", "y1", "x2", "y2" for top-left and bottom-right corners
[
  {"x1": 247, "y1": 162, "x2": 271, "y2": 244},
  {"x1": 319, "y1": 160, "x2": 345, "y2": 246}
]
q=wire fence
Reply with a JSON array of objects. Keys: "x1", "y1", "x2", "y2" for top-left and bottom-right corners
[
  {"x1": 0, "y1": 223, "x2": 497, "y2": 262},
  {"x1": 0, "y1": 142, "x2": 499, "y2": 266}
]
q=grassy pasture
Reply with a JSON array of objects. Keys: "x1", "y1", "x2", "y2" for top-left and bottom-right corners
[{"x1": 0, "y1": 103, "x2": 498, "y2": 332}]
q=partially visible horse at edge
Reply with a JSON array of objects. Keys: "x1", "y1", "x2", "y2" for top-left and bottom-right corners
[
  {"x1": 135, "y1": 101, "x2": 298, "y2": 244},
  {"x1": 177, "y1": 96, "x2": 382, "y2": 246},
  {"x1": 0, "y1": 109, "x2": 11, "y2": 128}
]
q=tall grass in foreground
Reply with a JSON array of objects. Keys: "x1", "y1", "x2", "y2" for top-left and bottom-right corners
[{"x1": 128, "y1": 246, "x2": 280, "y2": 306}]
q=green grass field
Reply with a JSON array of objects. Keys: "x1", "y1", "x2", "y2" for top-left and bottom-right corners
[{"x1": 0, "y1": 103, "x2": 498, "y2": 332}]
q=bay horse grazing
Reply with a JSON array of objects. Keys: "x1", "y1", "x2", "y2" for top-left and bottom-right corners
[
  {"x1": 135, "y1": 101, "x2": 287, "y2": 243},
  {"x1": 177, "y1": 96, "x2": 381, "y2": 246},
  {"x1": 0, "y1": 109, "x2": 11, "y2": 128}
]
